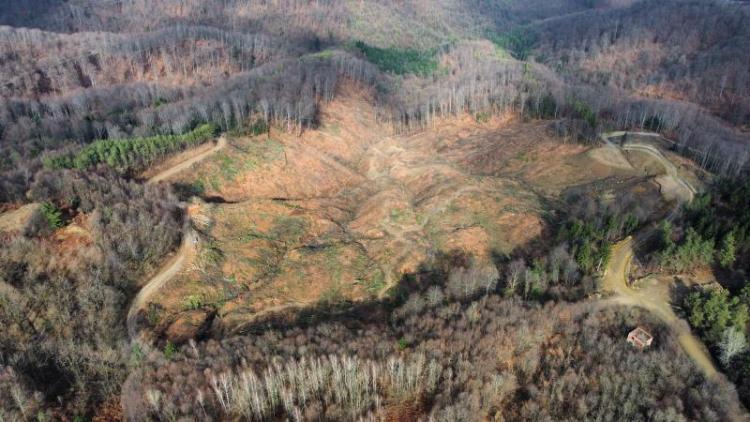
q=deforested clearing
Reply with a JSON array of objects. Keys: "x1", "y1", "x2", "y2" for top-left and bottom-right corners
[
  {"x1": 135, "y1": 88, "x2": 673, "y2": 339},
  {"x1": 2, "y1": 1, "x2": 750, "y2": 420}
]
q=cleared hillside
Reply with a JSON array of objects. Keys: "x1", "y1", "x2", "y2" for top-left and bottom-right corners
[
  {"x1": 1, "y1": 0, "x2": 750, "y2": 419},
  {"x1": 128, "y1": 87, "x2": 682, "y2": 343}
]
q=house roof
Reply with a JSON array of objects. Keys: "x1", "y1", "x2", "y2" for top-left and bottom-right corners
[{"x1": 628, "y1": 327, "x2": 653, "y2": 344}]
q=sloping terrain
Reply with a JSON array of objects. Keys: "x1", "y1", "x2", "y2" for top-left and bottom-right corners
[
  {"x1": 530, "y1": 0, "x2": 750, "y2": 126},
  {"x1": 596, "y1": 139, "x2": 717, "y2": 378},
  {"x1": 0, "y1": 203, "x2": 40, "y2": 234},
  {"x1": 123, "y1": 295, "x2": 746, "y2": 421},
  {"x1": 135, "y1": 87, "x2": 666, "y2": 339},
  {"x1": 3, "y1": 1, "x2": 749, "y2": 419}
]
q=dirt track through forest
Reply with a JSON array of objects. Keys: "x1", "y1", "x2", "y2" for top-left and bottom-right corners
[
  {"x1": 127, "y1": 229, "x2": 196, "y2": 343},
  {"x1": 598, "y1": 132, "x2": 717, "y2": 379},
  {"x1": 147, "y1": 135, "x2": 227, "y2": 184},
  {"x1": 602, "y1": 239, "x2": 718, "y2": 378},
  {"x1": 128, "y1": 136, "x2": 225, "y2": 344}
]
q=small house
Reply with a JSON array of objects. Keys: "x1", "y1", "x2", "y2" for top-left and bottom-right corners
[{"x1": 627, "y1": 327, "x2": 653, "y2": 350}]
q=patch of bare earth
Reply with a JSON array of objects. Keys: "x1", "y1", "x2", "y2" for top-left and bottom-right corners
[
  {"x1": 0, "y1": 203, "x2": 40, "y2": 234},
  {"x1": 152, "y1": 85, "x2": 649, "y2": 336}
]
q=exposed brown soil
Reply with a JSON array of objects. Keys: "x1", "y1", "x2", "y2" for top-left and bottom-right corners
[
  {"x1": 165, "y1": 308, "x2": 212, "y2": 343},
  {"x1": 152, "y1": 85, "x2": 654, "y2": 335}
]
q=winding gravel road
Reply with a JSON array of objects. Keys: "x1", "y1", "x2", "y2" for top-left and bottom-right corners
[
  {"x1": 126, "y1": 229, "x2": 196, "y2": 343},
  {"x1": 127, "y1": 136, "x2": 225, "y2": 345},
  {"x1": 602, "y1": 238, "x2": 718, "y2": 378},
  {"x1": 598, "y1": 132, "x2": 717, "y2": 379}
]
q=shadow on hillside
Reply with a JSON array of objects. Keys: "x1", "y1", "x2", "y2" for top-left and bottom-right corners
[
  {"x1": 0, "y1": 0, "x2": 64, "y2": 28},
  {"x1": 213, "y1": 230, "x2": 571, "y2": 340}
]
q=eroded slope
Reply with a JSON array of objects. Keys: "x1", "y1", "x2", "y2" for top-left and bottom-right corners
[{"x1": 141, "y1": 88, "x2": 658, "y2": 339}]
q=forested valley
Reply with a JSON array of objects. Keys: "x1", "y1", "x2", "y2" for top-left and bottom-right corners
[{"x1": 1, "y1": 0, "x2": 750, "y2": 420}]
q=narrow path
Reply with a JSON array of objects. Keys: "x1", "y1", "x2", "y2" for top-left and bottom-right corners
[
  {"x1": 127, "y1": 229, "x2": 197, "y2": 343},
  {"x1": 598, "y1": 131, "x2": 717, "y2": 378},
  {"x1": 621, "y1": 143, "x2": 696, "y2": 199},
  {"x1": 128, "y1": 135, "x2": 226, "y2": 344},
  {"x1": 147, "y1": 135, "x2": 227, "y2": 184}
]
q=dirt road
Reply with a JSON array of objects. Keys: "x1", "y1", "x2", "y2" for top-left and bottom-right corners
[
  {"x1": 621, "y1": 143, "x2": 696, "y2": 200},
  {"x1": 147, "y1": 135, "x2": 227, "y2": 184},
  {"x1": 602, "y1": 238, "x2": 718, "y2": 378},
  {"x1": 128, "y1": 135, "x2": 225, "y2": 344},
  {"x1": 127, "y1": 229, "x2": 197, "y2": 343},
  {"x1": 598, "y1": 131, "x2": 717, "y2": 378}
]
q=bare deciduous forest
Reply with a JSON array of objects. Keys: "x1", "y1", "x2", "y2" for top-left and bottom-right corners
[{"x1": 1, "y1": 0, "x2": 750, "y2": 420}]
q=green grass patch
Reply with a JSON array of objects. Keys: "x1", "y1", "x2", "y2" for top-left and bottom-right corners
[
  {"x1": 367, "y1": 269, "x2": 386, "y2": 294},
  {"x1": 515, "y1": 151, "x2": 536, "y2": 163},
  {"x1": 230, "y1": 138, "x2": 285, "y2": 171},
  {"x1": 324, "y1": 122, "x2": 342, "y2": 136},
  {"x1": 199, "y1": 240, "x2": 224, "y2": 268},
  {"x1": 228, "y1": 119, "x2": 269, "y2": 137},
  {"x1": 216, "y1": 153, "x2": 241, "y2": 181},
  {"x1": 352, "y1": 253, "x2": 370, "y2": 277},
  {"x1": 390, "y1": 208, "x2": 406, "y2": 223},
  {"x1": 304, "y1": 49, "x2": 335, "y2": 60},
  {"x1": 146, "y1": 303, "x2": 162, "y2": 326},
  {"x1": 183, "y1": 295, "x2": 204, "y2": 311},
  {"x1": 473, "y1": 211, "x2": 493, "y2": 231},
  {"x1": 269, "y1": 216, "x2": 307, "y2": 244},
  {"x1": 320, "y1": 283, "x2": 344, "y2": 305},
  {"x1": 280, "y1": 202, "x2": 304, "y2": 211},
  {"x1": 397, "y1": 337, "x2": 409, "y2": 350},
  {"x1": 163, "y1": 342, "x2": 176, "y2": 360},
  {"x1": 238, "y1": 227, "x2": 273, "y2": 243},
  {"x1": 475, "y1": 111, "x2": 492, "y2": 123},
  {"x1": 208, "y1": 175, "x2": 222, "y2": 191},
  {"x1": 324, "y1": 246, "x2": 344, "y2": 282},
  {"x1": 152, "y1": 97, "x2": 168, "y2": 108},
  {"x1": 196, "y1": 135, "x2": 282, "y2": 188}
]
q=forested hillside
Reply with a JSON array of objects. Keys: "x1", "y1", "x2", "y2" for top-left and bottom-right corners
[
  {"x1": 530, "y1": 0, "x2": 750, "y2": 126},
  {"x1": 1, "y1": 0, "x2": 749, "y2": 204},
  {"x1": 124, "y1": 297, "x2": 743, "y2": 421},
  {"x1": 1, "y1": 0, "x2": 750, "y2": 419}
]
